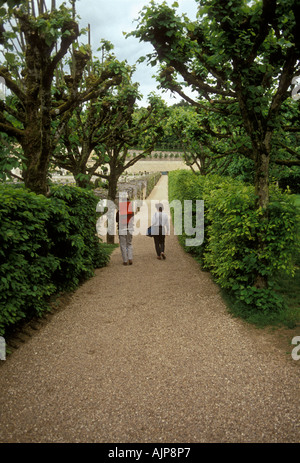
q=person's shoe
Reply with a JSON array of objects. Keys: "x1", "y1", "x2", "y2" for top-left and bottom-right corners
[
  {"x1": 161, "y1": 252, "x2": 166, "y2": 260},
  {"x1": 129, "y1": 260, "x2": 133, "y2": 265},
  {"x1": 157, "y1": 256, "x2": 161, "y2": 260},
  {"x1": 123, "y1": 262, "x2": 128, "y2": 265}
]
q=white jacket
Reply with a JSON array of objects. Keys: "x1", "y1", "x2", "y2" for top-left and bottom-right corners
[{"x1": 151, "y1": 211, "x2": 170, "y2": 235}]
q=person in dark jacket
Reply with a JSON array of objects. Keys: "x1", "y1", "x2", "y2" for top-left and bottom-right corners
[{"x1": 151, "y1": 203, "x2": 170, "y2": 260}]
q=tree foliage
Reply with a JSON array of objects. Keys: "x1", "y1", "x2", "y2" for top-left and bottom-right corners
[
  {"x1": 129, "y1": 0, "x2": 300, "y2": 208},
  {"x1": 51, "y1": 49, "x2": 168, "y2": 197},
  {"x1": 129, "y1": 0, "x2": 300, "y2": 289},
  {"x1": 0, "y1": 1, "x2": 124, "y2": 194},
  {"x1": 165, "y1": 104, "x2": 240, "y2": 175}
]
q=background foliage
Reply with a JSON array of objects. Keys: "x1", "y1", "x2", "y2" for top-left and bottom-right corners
[
  {"x1": 169, "y1": 170, "x2": 300, "y2": 323},
  {"x1": 0, "y1": 184, "x2": 109, "y2": 336}
]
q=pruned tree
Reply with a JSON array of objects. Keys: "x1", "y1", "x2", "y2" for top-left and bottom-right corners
[
  {"x1": 129, "y1": 0, "x2": 300, "y2": 206},
  {"x1": 97, "y1": 91, "x2": 168, "y2": 203},
  {"x1": 99, "y1": 90, "x2": 168, "y2": 244},
  {"x1": 0, "y1": 1, "x2": 123, "y2": 195},
  {"x1": 165, "y1": 104, "x2": 242, "y2": 175},
  {"x1": 128, "y1": 0, "x2": 300, "y2": 289},
  {"x1": 51, "y1": 50, "x2": 136, "y2": 189},
  {"x1": 52, "y1": 51, "x2": 169, "y2": 200}
]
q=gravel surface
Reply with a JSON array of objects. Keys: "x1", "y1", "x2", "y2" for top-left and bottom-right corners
[{"x1": 0, "y1": 176, "x2": 299, "y2": 443}]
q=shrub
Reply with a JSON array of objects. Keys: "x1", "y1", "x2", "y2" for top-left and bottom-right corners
[
  {"x1": 168, "y1": 170, "x2": 299, "y2": 314},
  {"x1": 206, "y1": 182, "x2": 298, "y2": 311},
  {"x1": 49, "y1": 185, "x2": 109, "y2": 290},
  {"x1": 0, "y1": 184, "x2": 109, "y2": 336},
  {"x1": 0, "y1": 186, "x2": 59, "y2": 335}
]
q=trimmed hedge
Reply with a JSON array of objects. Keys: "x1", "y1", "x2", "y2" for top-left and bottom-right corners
[
  {"x1": 49, "y1": 185, "x2": 109, "y2": 289},
  {"x1": 169, "y1": 170, "x2": 299, "y2": 313},
  {"x1": 0, "y1": 184, "x2": 109, "y2": 336}
]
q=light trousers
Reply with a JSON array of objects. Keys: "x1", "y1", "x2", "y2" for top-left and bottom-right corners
[{"x1": 119, "y1": 231, "x2": 133, "y2": 263}]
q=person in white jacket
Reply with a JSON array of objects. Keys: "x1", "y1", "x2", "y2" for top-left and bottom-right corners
[{"x1": 151, "y1": 203, "x2": 170, "y2": 260}]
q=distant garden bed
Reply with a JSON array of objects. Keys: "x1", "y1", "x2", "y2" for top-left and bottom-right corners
[{"x1": 128, "y1": 150, "x2": 184, "y2": 160}]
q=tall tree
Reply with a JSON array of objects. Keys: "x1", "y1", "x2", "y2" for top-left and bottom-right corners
[
  {"x1": 97, "y1": 91, "x2": 168, "y2": 203},
  {"x1": 129, "y1": 0, "x2": 300, "y2": 207},
  {"x1": 165, "y1": 104, "x2": 240, "y2": 175},
  {"x1": 0, "y1": 1, "x2": 123, "y2": 195},
  {"x1": 51, "y1": 52, "x2": 135, "y2": 189},
  {"x1": 129, "y1": 0, "x2": 300, "y2": 288}
]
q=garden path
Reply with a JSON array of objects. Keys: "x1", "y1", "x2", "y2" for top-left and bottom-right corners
[{"x1": 0, "y1": 175, "x2": 299, "y2": 443}]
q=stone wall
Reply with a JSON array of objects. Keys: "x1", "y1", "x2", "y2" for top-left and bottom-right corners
[{"x1": 93, "y1": 172, "x2": 162, "y2": 201}]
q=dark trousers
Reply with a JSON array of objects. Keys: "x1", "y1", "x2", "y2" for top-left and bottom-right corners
[{"x1": 154, "y1": 226, "x2": 165, "y2": 256}]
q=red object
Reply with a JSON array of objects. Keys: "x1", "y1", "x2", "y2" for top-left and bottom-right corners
[{"x1": 119, "y1": 201, "x2": 134, "y2": 225}]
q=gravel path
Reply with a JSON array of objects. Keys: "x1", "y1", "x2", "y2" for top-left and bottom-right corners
[{"x1": 0, "y1": 176, "x2": 299, "y2": 443}]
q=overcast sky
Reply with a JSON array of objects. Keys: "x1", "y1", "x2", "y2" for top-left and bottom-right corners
[{"x1": 68, "y1": 0, "x2": 199, "y2": 106}]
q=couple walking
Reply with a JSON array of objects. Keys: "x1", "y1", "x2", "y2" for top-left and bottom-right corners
[{"x1": 116, "y1": 201, "x2": 170, "y2": 265}]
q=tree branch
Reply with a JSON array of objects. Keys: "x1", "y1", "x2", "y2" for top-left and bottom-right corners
[
  {"x1": 277, "y1": 140, "x2": 300, "y2": 159},
  {"x1": 274, "y1": 159, "x2": 300, "y2": 166},
  {"x1": 0, "y1": 67, "x2": 26, "y2": 103},
  {"x1": 0, "y1": 99, "x2": 25, "y2": 123},
  {"x1": 4, "y1": 168, "x2": 23, "y2": 180},
  {"x1": 48, "y1": 20, "x2": 80, "y2": 76},
  {"x1": 51, "y1": 75, "x2": 122, "y2": 116},
  {"x1": 0, "y1": 122, "x2": 24, "y2": 140},
  {"x1": 282, "y1": 126, "x2": 300, "y2": 132},
  {"x1": 268, "y1": 52, "x2": 298, "y2": 119},
  {"x1": 246, "y1": 0, "x2": 277, "y2": 65}
]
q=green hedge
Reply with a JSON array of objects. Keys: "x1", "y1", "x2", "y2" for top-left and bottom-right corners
[
  {"x1": 50, "y1": 185, "x2": 109, "y2": 289},
  {"x1": 0, "y1": 184, "x2": 109, "y2": 336},
  {"x1": 169, "y1": 170, "x2": 299, "y2": 314}
]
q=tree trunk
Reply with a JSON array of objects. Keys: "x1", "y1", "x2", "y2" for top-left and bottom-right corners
[
  {"x1": 23, "y1": 149, "x2": 51, "y2": 195},
  {"x1": 254, "y1": 147, "x2": 270, "y2": 211},
  {"x1": 74, "y1": 141, "x2": 94, "y2": 188},
  {"x1": 106, "y1": 172, "x2": 119, "y2": 244},
  {"x1": 22, "y1": 98, "x2": 53, "y2": 196},
  {"x1": 22, "y1": 140, "x2": 52, "y2": 195},
  {"x1": 13, "y1": 8, "x2": 80, "y2": 196},
  {"x1": 253, "y1": 142, "x2": 270, "y2": 289},
  {"x1": 20, "y1": 12, "x2": 54, "y2": 196}
]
